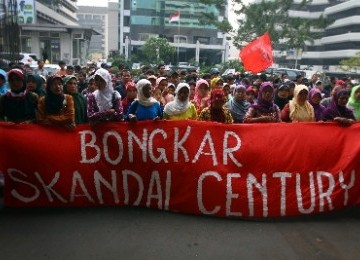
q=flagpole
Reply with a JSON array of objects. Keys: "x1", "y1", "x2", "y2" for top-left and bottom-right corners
[{"x1": 177, "y1": 14, "x2": 180, "y2": 63}]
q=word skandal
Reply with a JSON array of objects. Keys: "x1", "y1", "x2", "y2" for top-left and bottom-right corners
[{"x1": 1, "y1": 121, "x2": 360, "y2": 218}]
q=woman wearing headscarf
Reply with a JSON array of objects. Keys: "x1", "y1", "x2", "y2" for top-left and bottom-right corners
[
  {"x1": 81, "y1": 75, "x2": 97, "y2": 97},
  {"x1": 121, "y1": 81, "x2": 137, "y2": 115},
  {"x1": 36, "y1": 75, "x2": 75, "y2": 129},
  {"x1": 210, "y1": 77, "x2": 223, "y2": 90},
  {"x1": 281, "y1": 85, "x2": 315, "y2": 122},
  {"x1": 0, "y1": 68, "x2": 38, "y2": 123},
  {"x1": 63, "y1": 75, "x2": 87, "y2": 124},
  {"x1": 0, "y1": 69, "x2": 8, "y2": 96},
  {"x1": 347, "y1": 85, "x2": 360, "y2": 120},
  {"x1": 126, "y1": 79, "x2": 162, "y2": 122},
  {"x1": 226, "y1": 84, "x2": 249, "y2": 123},
  {"x1": 87, "y1": 68, "x2": 124, "y2": 123},
  {"x1": 322, "y1": 89, "x2": 355, "y2": 126},
  {"x1": 198, "y1": 88, "x2": 233, "y2": 123},
  {"x1": 244, "y1": 82, "x2": 281, "y2": 123},
  {"x1": 274, "y1": 84, "x2": 290, "y2": 110},
  {"x1": 192, "y1": 79, "x2": 210, "y2": 115},
  {"x1": 26, "y1": 73, "x2": 45, "y2": 98},
  {"x1": 309, "y1": 88, "x2": 326, "y2": 121},
  {"x1": 163, "y1": 82, "x2": 197, "y2": 120}
]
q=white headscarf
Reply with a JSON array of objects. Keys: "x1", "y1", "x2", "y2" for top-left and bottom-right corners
[
  {"x1": 93, "y1": 68, "x2": 120, "y2": 112},
  {"x1": 164, "y1": 83, "x2": 191, "y2": 116},
  {"x1": 137, "y1": 79, "x2": 158, "y2": 106}
]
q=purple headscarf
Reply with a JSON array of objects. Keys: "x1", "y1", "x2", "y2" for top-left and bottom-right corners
[
  {"x1": 308, "y1": 88, "x2": 325, "y2": 121},
  {"x1": 251, "y1": 81, "x2": 276, "y2": 113},
  {"x1": 322, "y1": 89, "x2": 355, "y2": 120}
]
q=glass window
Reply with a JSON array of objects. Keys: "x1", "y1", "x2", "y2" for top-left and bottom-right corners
[
  {"x1": 135, "y1": 0, "x2": 156, "y2": 9},
  {"x1": 131, "y1": 15, "x2": 159, "y2": 25}
]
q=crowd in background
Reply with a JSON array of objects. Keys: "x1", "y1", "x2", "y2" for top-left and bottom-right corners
[{"x1": 0, "y1": 59, "x2": 360, "y2": 129}]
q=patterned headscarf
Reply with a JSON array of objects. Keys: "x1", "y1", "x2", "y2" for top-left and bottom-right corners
[
  {"x1": 210, "y1": 88, "x2": 226, "y2": 122},
  {"x1": 228, "y1": 85, "x2": 249, "y2": 122}
]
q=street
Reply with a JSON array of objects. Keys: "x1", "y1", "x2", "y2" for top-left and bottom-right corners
[{"x1": 1, "y1": 198, "x2": 360, "y2": 259}]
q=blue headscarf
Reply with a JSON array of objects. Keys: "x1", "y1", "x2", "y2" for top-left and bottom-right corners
[{"x1": 228, "y1": 85, "x2": 249, "y2": 123}]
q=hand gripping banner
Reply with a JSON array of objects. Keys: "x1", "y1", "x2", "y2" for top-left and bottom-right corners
[{"x1": 1, "y1": 121, "x2": 360, "y2": 218}]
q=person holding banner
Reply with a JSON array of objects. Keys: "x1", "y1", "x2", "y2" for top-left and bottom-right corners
[
  {"x1": 0, "y1": 68, "x2": 38, "y2": 123},
  {"x1": 243, "y1": 82, "x2": 281, "y2": 123},
  {"x1": 163, "y1": 82, "x2": 197, "y2": 120},
  {"x1": 226, "y1": 84, "x2": 249, "y2": 123},
  {"x1": 322, "y1": 89, "x2": 355, "y2": 126},
  {"x1": 126, "y1": 79, "x2": 162, "y2": 122},
  {"x1": 198, "y1": 88, "x2": 233, "y2": 123},
  {"x1": 87, "y1": 68, "x2": 124, "y2": 123},
  {"x1": 308, "y1": 88, "x2": 326, "y2": 121},
  {"x1": 281, "y1": 85, "x2": 315, "y2": 122},
  {"x1": 36, "y1": 75, "x2": 75, "y2": 129},
  {"x1": 347, "y1": 85, "x2": 360, "y2": 120},
  {"x1": 63, "y1": 75, "x2": 87, "y2": 124}
]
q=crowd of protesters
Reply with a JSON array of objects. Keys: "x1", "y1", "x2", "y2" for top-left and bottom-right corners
[{"x1": 0, "y1": 60, "x2": 359, "y2": 129}]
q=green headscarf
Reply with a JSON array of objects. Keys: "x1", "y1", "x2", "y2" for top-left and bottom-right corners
[
  {"x1": 63, "y1": 75, "x2": 87, "y2": 124},
  {"x1": 347, "y1": 85, "x2": 360, "y2": 120}
]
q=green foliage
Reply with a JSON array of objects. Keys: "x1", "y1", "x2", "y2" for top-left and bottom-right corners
[
  {"x1": 198, "y1": 0, "x2": 232, "y2": 33},
  {"x1": 201, "y1": 0, "x2": 331, "y2": 51},
  {"x1": 340, "y1": 52, "x2": 360, "y2": 70},
  {"x1": 233, "y1": 0, "x2": 330, "y2": 49},
  {"x1": 107, "y1": 53, "x2": 130, "y2": 68},
  {"x1": 222, "y1": 59, "x2": 244, "y2": 73},
  {"x1": 141, "y1": 37, "x2": 176, "y2": 64}
]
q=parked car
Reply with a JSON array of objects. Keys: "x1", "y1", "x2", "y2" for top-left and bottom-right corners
[
  {"x1": 19, "y1": 53, "x2": 38, "y2": 66},
  {"x1": 265, "y1": 67, "x2": 305, "y2": 81}
]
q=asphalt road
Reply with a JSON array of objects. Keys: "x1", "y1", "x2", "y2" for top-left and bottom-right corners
[{"x1": 1, "y1": 197, "x2": 360, "y2": 259}]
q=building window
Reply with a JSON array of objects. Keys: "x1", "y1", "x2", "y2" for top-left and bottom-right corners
[
  {"x1": 21, "y1": 37, "x2": 32, "y2": 53},
  {"x1": 138, "y1": 33, "x2": 158, "y2": 41},
  {"x1": 174, "y1": 35, "x2": 187, "y2": 44},
  {"x1": 124, "y1": 16, "x2": 130, "y2": 26}
]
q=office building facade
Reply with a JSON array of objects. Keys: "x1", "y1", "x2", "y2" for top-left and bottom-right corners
[
  {"x1": 121, "y1": 0, "x2": 229, "y2": 65},
  {"x1": 272, "y1": 0, "x2": 360, "y2": 71}
]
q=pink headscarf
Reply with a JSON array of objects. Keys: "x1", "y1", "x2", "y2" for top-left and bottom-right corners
[{"x1": 193, "y1": 79, "x2": 210, "y2": 107}]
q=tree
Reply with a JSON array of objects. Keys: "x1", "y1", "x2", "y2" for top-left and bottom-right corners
[
  {"x1": 107, "y1": 53, "x2": 130, "y2": 68},
  {"x1": 200, "y1": 0, "x2": 330, "y2": 51},
  {"x1": 340, "y1": 52, "x2": 360, "y2": 71},
  {"x1": 141, "y1": 37, "x2": 176, "y2": 64}
]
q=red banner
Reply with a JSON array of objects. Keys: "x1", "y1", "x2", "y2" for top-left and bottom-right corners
[
  {"x1": 240, "y1": 32, "x2": 274, "y2": 74},
  {"x1": 1, "y1": 121, "x2": 360, "y2": 218}
]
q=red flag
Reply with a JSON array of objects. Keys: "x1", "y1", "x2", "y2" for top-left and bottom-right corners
[
  {"x1": 239, "y1": 32, "x2": 273, "y2": 74},
  {"x1": 169, "y1": 11, "x2": 180, "y2": 23}
]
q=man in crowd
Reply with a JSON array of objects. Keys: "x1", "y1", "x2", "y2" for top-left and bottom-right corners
[{"x1": 34, "y1": 60, "x2": 49, "y2": 78}]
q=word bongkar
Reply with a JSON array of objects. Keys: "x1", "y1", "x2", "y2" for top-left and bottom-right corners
[{"x1": 2, "y1": 121, "x2": 360, "y2": 218}]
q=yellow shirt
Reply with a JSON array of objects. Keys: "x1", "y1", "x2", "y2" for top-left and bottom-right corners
[{"x1": 164, "y1": 103, "x2": 197, "y2": 120}]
